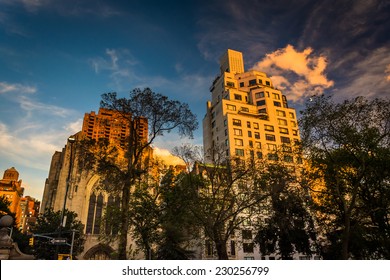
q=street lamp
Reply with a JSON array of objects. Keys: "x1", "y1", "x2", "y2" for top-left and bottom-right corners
[
  {"x1": 59, "y1": 135, "x2": 76, "y2": 228},
  {"x1": 57, "y1": 135, "x2": 76, "y2": 259}
]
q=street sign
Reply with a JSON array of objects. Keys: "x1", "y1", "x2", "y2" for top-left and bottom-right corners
[{"x1": 50, "y1": 238, "x2": 67, "y2": 245}]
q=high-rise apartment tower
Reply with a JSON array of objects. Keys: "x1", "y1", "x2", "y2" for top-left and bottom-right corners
[{"x1": 203, "y1": 49, "x2": 300, "y2": 162}]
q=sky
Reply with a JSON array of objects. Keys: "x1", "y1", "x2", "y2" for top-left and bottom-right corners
[{"x1": 0, "y1": 0, "x2": 389, "y2": 200}]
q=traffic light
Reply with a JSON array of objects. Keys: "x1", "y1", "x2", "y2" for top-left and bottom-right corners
[{"x1": 29, "y1": 237, "x2": 34, "y2": 246}]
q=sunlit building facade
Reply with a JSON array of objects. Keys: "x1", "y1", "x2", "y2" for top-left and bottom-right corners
[
  {"x1": 0, "y1": 167, "x2": 24, "y2": 226},
  {"x1": 202, "y1": 49, "x2": 303, "y2": 260},
  {"x1": 203, "y1": 49, "x2": 300, "y2": 163},
  {"x1": 41, "y1": 108, "x2": 151, "y2": 259}
]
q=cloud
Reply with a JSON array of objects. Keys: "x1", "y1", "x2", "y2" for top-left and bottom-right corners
[
  {"x1": 386, "y1": 64, "x2": 390, "y2": 81},
  {"x1": 333, "y1": 46, "x2": 390, "y2": 100},
  {"x1": 153, "y1": 147, "x2": 185, "y2": 166},
  {"x1": 0, "y1": 80, "x2": 82, "y2": 174},
  {"x1": 1, "y1": 0, "x2": 122, "y2": 17},
  {"x1": 252, "y1": 45, "x2": 334, "y2": 102},
  {"x1": 0, "y1": 81, "x2": 36, "y2": 94}
]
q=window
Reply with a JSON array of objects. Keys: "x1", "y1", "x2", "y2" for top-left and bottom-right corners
[
  {"x1": 225, "y1": 139, "x2": 229, "y2": 146},
  {"x1": 282, "y1": 145, "x2": 292, "y2": 152},
  {"x1": 206, "y1": 240, "x2": 214, "y2": 256},
  {"x1": 242, "y1": 230, "x2": 252, "y2": 239},
  {"x1": 266, "y1": 134, "x2": 276, "y2": 141},
  {"x1": 291, "y1": 121, "x2": 297, "y2": 127},
  {"x1": 249, "y1": 140, "x2": 253, "y2": 148},
  {"x1": 278, "y1": 118, "x2": 288, "y2": 126},
  {"x1": 257, "y1": 151, "x2": 263, "y2": 159},
  {"x1": 276, "y1": 110, "x2": 286, "y2": 117},
  {"x1": 267, "y1": 143, "x2": 277, "y2": 150},
  {"x1": 280, "y1": 127, "x2": 289, "y2": 134},
  {"x1": 292, "y1": 129, "x2": 298, "y2": 136},
  {"x1": 272, "y1": 93, "x2": 280, "y2": 100},
  {"x1": 234, "y1": 94, "x2": 242, "y2": 101},
  {"x1": 281, "y1": 136, "x2": 291, "y2": 144},
  {"x1": 254, "y1": 132, "x2": 260, "y2": 139},
  {"x1": 235, "y1": 149, "x2": 244, "y2": 156},
  {"x1": 86, "y1": 193, "x2": 104, "y2": 234},
  {"x1": 264, "y1": 125, "x2": 274, "y2": 132},
  {"x1": 249, "y1": 79, "x2": 256, "y2": 86},
  {"x1": 255, "y1": 92, "x2": 264, "y2": 99},
  {"x1": 253, "y1": 122, "x2": 259, "y2": 129},
  {"x1": 247, "y1": 121, "x2": 251, "y2": 128},
  {"x1": 248, "y1": 131, "x2": 252, "y2": 137},
  {"x1": 230, "y1": 241, "x2": 236, "y2": 256},
  {"x1": 234, "y1": 128, "x2": 242, "y2": 136},
  {"x1": 258, "y1": 79, "x2": 263, "y2": 84},
  {"x1": 227, "y1": 104, "x2": 236, "y2": 111},
  {"x1": 265, "y1": 81, "x2": 270, "y2": 86},
  {"x1": 226, "y1": 81, "x2": 235, "y2": 87},
  {"x1": 235, "y1": 138, "x2": 243, "y2": 146},
  {"x1": 211, "y1": 121, "x2": 216, "y2": 128},
  {"x1": 233, "y1": 119, "x2": 241, "y2": 126},
  {"x1": 289, "y1": 112, "x2": 295, "y2": 118},
  {"x1": 284, "y1": 155, "x2": 293, "y2": 162},
  {"x1": 241, "y1": 107, "x2": 249, "y2": 112},
  {"x1": 224, "y1": 119, "x2": 227, "y2": 126},
  {"x1": 239, "y1": 82, "x2": 244, "y2": 87},
  {"x1": 273, "y1": 101, "x2": 281, "y2": 107},
  {"x1": 257, "y1": 100, "x2": 266, "y2": 106},
  {"x1": 224, "y1": 129, "x2": 228, "y2": 136},
  {"x1": 268, "y1": 153, "x2": 278, "y2": 161},
  {"x1": 243, "y1": 243, "x2": 254, "y2": 253}
]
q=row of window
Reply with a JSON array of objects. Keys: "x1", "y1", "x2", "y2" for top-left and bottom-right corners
[
  {"x1": 256, "y1": 99, "x2": 288, "y2": 108},
  {"x1": 232, "y1": 128, "x2": 298, "y2": 141},
  {"x1": 239, "y1": 79, "x2": 271, "y2": 88},
  {"x1": 230, "y1": 118, "x2": 297, "y2": 131},
  {"x1": 234, "y1": 149, "x2": 300, "y2": 162},
  {"x1": 225, "y1": 103, "x2": 296, "y2": 121}
]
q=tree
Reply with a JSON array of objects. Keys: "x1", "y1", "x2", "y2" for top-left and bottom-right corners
[
  {"x1": 0, "y1": 196, "x2": 32, "y2": 254},
  {"x1": 254, "y1": 155, "x2": 317, "y2": 259},
  {"x1": 156, "y1": 169, "x2": 197, "y2": 260},
  {"x1": 79, "y1": 88, "x2": 198, "y2": 259},
  {"x1": 300, "y1": 95, "x2": 390, "y2": 259},
  {"x1": 31, "y1": 209, "x2": 85, "y2": 259},
  {"x1": 174, "y1": 145, "x2": 269, "y2": 260}
]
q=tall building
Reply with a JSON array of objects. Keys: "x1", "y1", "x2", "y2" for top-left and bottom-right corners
[
  {"x1": 41, "y1": 108, "x2": 151, "y2": 259},
  {"x1": 203, "y1": 49, "x2": 300, "y2": 162},
  {"x1": 19, "y1": 196, "x2": 40, "y2": 234},
  {"x1": 202, "y1": 49, "x2": 303, "y2": 260},
  {"x1": 82, "y1": 108, "x2": 148, "y2": 147},
  {"x1": 0, "y1": 167, "x2": 24, "y2": 225}
]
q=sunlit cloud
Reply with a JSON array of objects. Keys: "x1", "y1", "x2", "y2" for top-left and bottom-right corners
[
  {"x1": 153, "y1": 147, "x2": 185, "y2": 166},
  {"x1": 0, "y1": 81, "x2": 36, "y2": 94},
  {"x1": 252, "y1": 45, "x2": 334, "y2": 102},
  {"x1": 386, "y1": 64, "x2": 390, "y2": 81}
]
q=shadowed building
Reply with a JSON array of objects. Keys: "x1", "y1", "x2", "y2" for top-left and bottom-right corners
[{"x1": 41, "y1": 108, "x2": 152, "y2": 259}]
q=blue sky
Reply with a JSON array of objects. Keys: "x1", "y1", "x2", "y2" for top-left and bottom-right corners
[{"x1": 0, "y1": 0, "x2": 389, "y2": 200}]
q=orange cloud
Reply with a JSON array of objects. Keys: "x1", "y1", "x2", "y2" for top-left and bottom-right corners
[
  {"x1": 153, "y1": 147, "x2": 185, "y2": 166},
  {"x1": 252, "y1": 45, "x2": 334, "y2": 102}
]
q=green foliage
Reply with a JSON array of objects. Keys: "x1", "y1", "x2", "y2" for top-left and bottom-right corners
[
  {"x1": 31, "y1": 209, "x2": 85, "y2": 260},
  {"x1": 78, "y1": 88, "x2": 198, "y2": 259},
  {"x1": 300, "y1": 95, "x2": 390, "y2": 259},
  {"x1": 253, "y1": 154, "x2": 317, "y2": 259}
]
